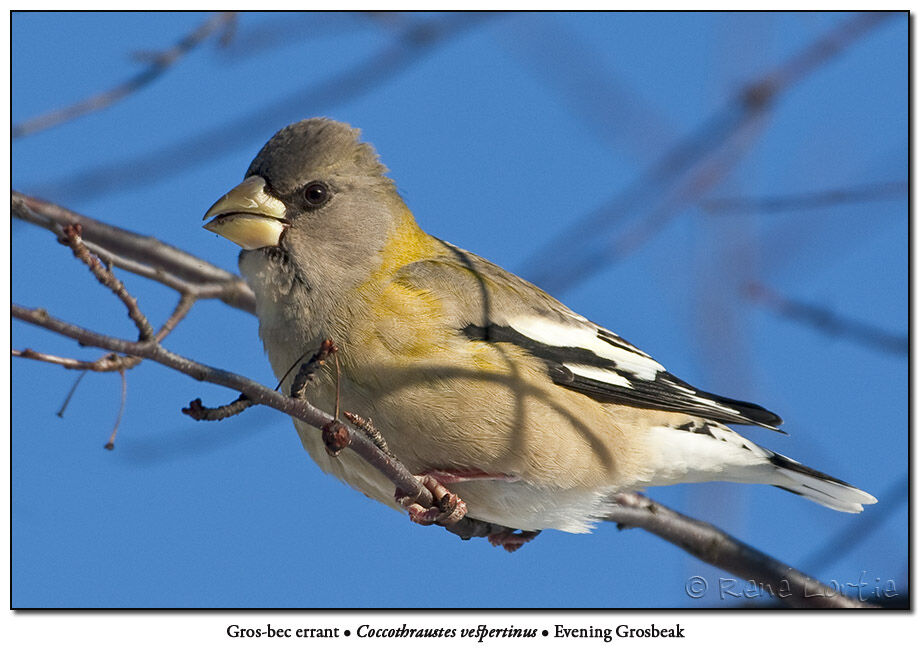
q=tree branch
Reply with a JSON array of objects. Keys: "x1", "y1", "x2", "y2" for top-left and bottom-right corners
[
  {"x1": 12, "y1": 194, "x2": 878, "y2": 607},
  {"x1": 12, "y1": 191, "x2": 255, "y2": 314},
  {"x1": 745, "y1": 282, "x2": 908, "y2": 356},
  {"x1": 59, "y1": 223, "x2": 154, "y2": 341},
  {"x1": 702, "y1": 180, "x2": 907, "y2": 214}
]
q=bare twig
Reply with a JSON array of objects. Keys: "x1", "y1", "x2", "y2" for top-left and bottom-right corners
[
  {"x1": 59, "y1": 223, "x2": 154, "y2": 342},
  {"x1": 289, "y1": 339, "x2": 338, "y2": 399},
  {"x1": 745, "y1": 282, "x2": 908, "y2": 356},
  {"x1": 702, "y1": 180, "x2": 907, "y2": 214},
  {"x1": 104, "y1": 370, "x2": 128, "y2": 450},
  {"x1": 12, "y1": 191, "x2": 255, "y2": 314},
  {"x1": 13, "y1": 348, "x2": 121, "y2": 371},
  {"x1": 57, "y1": 370, "x2": 88, "y2": 417},
  {"x1": 11, "y1": 293, "x2": 197, "y2": 376},
  {"x1": 12, "y1": 12, "x2": 236, "y2": 138},
  {"x1": 155, "y1": 293, "x2": 197, "y2": 343},
  {"x1": 343, "y1": 411, "x2": 394, "y2": 458},
  {"x1": 605, "y1": 493, "x2": 877, "y2": 608},
  {"x1": 182, "y1": 395, "x2": 254, "y2": 421}
]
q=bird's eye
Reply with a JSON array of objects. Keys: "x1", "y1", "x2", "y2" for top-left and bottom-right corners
[{"x1": 304, "y1": 182, "x2": 330, "y2": 207}]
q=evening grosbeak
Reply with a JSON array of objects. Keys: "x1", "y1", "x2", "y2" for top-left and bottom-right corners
[{"x1": 203, "y1": 118, "x2": 876, "y2": 536}]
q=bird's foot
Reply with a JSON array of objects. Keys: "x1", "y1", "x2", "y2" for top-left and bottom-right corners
[
  {"x1": 487, "y1": 529, "x2": 541, "y2": 553},
  {"x1": 396, "y1": 474, "x2": 468, "y2": 526}
]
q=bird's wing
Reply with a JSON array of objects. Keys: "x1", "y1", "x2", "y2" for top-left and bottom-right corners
[{"x1": 395, "y1": 241, "x2": 783, "y2": 430}]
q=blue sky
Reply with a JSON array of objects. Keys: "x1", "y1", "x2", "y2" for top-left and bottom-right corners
[{"x1": 11, "y1": 12, "x2": 907, "y2": 609}]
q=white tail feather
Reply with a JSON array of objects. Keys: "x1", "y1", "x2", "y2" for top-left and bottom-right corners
[
  {"x1": 644, "y1": 424, "x2": 877, "y2": 513},
  {"x1": 770, "y1": 454, "x2": 877, "y2": 513}
]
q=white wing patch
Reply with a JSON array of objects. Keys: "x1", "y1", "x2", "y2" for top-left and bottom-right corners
[
  {"x1": 509, "y1": 315, "x2": 664, "y2": 381},
  {"x1": 562, "y1": 363, "x2": 633, "y2": 388},
  {"x1": 491, "y1": 313, "x2": 782, "y2": 430}
]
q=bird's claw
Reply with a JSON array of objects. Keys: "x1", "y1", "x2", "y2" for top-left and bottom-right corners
[
  {"x1": 487, "y1": 529, "x2": 541, "y2": 553},
  {"x1": 397, "y1": 474, "x2": 468, "y2": 526}
]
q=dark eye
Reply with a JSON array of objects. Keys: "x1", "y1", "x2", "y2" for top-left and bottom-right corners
[{"x1": 304, "y1": 182, "x2": 330, "y2": 207}]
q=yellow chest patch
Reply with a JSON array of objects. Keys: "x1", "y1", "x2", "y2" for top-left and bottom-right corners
[{"x1": 346, "y1": 206, "x2": 447, "y2": 363}]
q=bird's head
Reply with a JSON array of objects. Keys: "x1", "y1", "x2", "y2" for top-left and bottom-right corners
[{"x1": 203, "y1": 118, "x2": 405, "y2": 299}]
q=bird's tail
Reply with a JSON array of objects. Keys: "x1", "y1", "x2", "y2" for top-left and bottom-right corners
[
  {"x1": 644, "y1": 424, "x2": 877, "y2": 513},
  {"x1": 767, "y1": 452, "x2": 877, "y2": 513}
]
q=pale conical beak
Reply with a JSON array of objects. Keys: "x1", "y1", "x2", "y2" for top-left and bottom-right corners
[{"x1": 203, "y1": 175, "x2": 288, "y2": 250}]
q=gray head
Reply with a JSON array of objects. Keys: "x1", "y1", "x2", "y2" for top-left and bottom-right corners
[
  {"x1": 203, "y1": 118, "x2": 409, "y2": 320},
  {"x1": 246, "y1": 118, "x2": 391, "y2": 196}
]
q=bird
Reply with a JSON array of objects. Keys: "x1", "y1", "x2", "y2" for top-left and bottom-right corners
[{"x1": 202, "y1": 117, "x2": 876, "y2": 546}]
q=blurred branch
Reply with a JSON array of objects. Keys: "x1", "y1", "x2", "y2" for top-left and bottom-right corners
[
  {"x1": 800, "y1": 473, "x2": 908, "y2": 573},
  {"x1": 502, "y1": 14, "x2": 676, "y2": 161},
  {"x1": 520, "y1": 11, "x2": 899, "y2": 295},
  {"x1": 12, "y1": 194, "x2": 876, "y2": 607},
  {"x1": 28, "y1": 12, "x2": 498, "y2": 204},
  {"x1": 702, "y1": 180, "x2": 907, "y2": 214},
  {"x1": 12, "y1": 12, "x2": 236, "y2": 139},
  {"x1": 216, "y1": 12, "x2": 374, "y2": 59},
  {"x1": 745, "y1": 282, "x2": 908, "y2": 356}
]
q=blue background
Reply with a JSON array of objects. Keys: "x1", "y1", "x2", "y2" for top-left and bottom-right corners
[{"x1": 11, "y1": 11, "x2": 908, "y2": 608}]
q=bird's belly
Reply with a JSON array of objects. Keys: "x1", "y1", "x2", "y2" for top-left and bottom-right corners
[
  {"x1": 292, "y1": 416, "x2": 614, "y2": 533},
  {"x1": 287, "y1": 363, "x2": 650, "y2": 533}
]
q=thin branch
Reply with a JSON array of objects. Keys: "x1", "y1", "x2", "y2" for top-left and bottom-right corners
[
  {"x1": 12, "y1": 191, "x2": 255, "y2": 314},
  {"x1": 10, "y1": 293, "x2": 198, "y2": 375},
  {"x1": 155, "y1": 293, "x2": 197, "y2": 343},
  {"x1": 605, "y1": 493, "x2": 876, "y2": 608},
  {"x1": 182, "y1": 395, "x2": 254, "y2": 422},
  {"x1": 745, "y1": 282, "x2": 908, "y2": 356},
  {"x1": 13, "y1": 348, "x2": 122, "y2": 371},
  {"x1": 59, "y1": 223, "x2": 154, "y2": 342},
  {"x1": 702, "y1": 180, "x2": 908, "y2": 214},
  {"x1": 56, "y1": 370, "x2": 88, "y2": 417},
  {"x1": 290, "y1": 339, "x2": 339, "y2": 399},
  {"x1": 343, "y1": 411, "x2": 394, "y2": 458},
  {"x1": 104, "y1": 370, "x2": 128, "y2": 450},
  {"x1": 12, "y1": 12, "x2": 237, "y2": 138}
]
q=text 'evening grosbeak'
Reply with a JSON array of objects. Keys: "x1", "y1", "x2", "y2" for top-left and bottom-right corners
[{"x1": 203, "y1": 118, "x2": 876, "y2": 536}]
